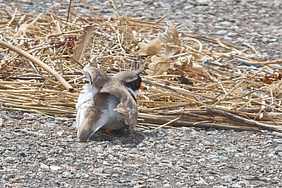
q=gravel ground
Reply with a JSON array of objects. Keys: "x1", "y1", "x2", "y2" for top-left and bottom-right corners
[{"x1": 1, "y1": 0, "x2": 282, "y2": 187}]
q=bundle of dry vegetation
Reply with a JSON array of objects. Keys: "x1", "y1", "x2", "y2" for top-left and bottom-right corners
[{"x1": 1, "y1": 3, "x2": 282, "y2": 132}]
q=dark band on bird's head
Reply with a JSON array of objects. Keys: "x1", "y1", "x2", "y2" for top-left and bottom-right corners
[{"x1": 125, "y1": 75, "x2": 142, "y2": 102}]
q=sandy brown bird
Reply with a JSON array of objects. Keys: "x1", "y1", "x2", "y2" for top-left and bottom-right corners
[{"x1": 76, "y1": 64, "x2": 142, "y2": 141}]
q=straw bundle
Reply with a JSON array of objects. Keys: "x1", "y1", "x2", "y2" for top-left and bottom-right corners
[{"x1": 1, "y1": 5, "x2": 282, "y2": 132}]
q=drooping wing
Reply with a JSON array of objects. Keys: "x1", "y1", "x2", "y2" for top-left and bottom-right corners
[
  {"x1": 76, "y1": 100, "x2": 100, "y2": 141},
  {"x1": 76, "y1": 65, "x2": 111, "y2": 141},
  {"x1": 115, "y1": 102, "x2": 138, "y2": 128},
  {"x1": 100, "y1": 78, "x2": 138, "y2": 129},
  {"x1": 76, "y1": 65, "x2": 109, "y2": 126},
  {"x1": 76, "y1": 92, "x2": 111, "y2": 141}
]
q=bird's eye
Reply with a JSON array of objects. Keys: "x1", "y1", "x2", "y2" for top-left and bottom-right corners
[{"x1": 126, "y1": 76, "x2": 141, "y2": 90}]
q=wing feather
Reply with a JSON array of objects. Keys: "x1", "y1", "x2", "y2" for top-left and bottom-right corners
[
  {"x1": 83, "y1": 64, "x2": 109, "y2": 90},
  {"x1": 76, "y1": 65, "x2": 111, "y2": 141},
  {"x1": 101, "y1": 79, "x2": 138, "y2": 129},
  {"x1": 76, "y1": 93, "x2": 110, "y2": 141}
]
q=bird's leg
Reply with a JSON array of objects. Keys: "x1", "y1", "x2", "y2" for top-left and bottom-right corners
[
  {"x1": 125, "y1": 124, "x2": 135, "y2": 137},
  {"x1": 105, "y1": 128, "x2": 112, "y2": 134}
]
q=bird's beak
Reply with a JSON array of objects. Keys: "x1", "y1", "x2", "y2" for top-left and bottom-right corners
[{"x1": 140, "y1": 84, "x2": 147, "y2": 90}]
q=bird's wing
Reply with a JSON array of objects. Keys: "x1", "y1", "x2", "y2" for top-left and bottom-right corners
[
  {"x1": 100, "y1": 79, "x2": 138, "y2": 129},
  {"x1": 115, "y1": 102, "x2": 138, "y2": 129},
  {"x1": 76, "y1": 92, "x2": 111, "y2": 141},
  {"x1": 76, "y1": 65, "x2": 111, "y2": 141}
]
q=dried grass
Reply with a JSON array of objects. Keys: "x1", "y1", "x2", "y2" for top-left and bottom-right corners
[{"x1": 1, "y1": 4, "x2": 282, "y2": 132}]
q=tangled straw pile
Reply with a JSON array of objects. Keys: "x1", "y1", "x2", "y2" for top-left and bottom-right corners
[{"x1": 1, "y1": 6, "x2": 282, "y2": 132}]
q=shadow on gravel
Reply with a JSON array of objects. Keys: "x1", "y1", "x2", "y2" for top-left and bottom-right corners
[{"x1": 87, "y1": 129, "x2": 151, "y2": 148}]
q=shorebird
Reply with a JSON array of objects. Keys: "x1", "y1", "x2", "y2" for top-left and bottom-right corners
[{"x1": 76, "y1": 64, "x2": 142, "y2": 141}]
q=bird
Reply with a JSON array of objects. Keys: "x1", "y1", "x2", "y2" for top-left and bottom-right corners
[{"x1": 75, "y1": 64, "x2": 142, "y2": 141}]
